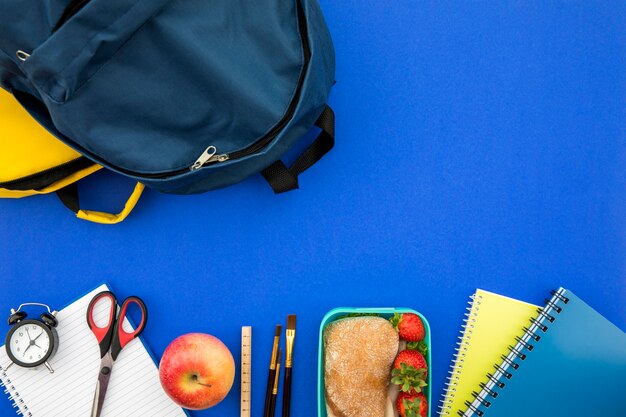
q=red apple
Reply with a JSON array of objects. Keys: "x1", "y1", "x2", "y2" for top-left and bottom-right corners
[{"x1": 159, "y1": 333, "x2": 235, "y2": 410}]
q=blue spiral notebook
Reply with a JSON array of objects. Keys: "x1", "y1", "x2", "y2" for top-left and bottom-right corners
[{"x1": 462, "y1": 287, "x2": 626, "y2": 417}]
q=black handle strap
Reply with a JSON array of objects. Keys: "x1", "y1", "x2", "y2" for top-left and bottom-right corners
[
  {"x1": 56, "y1": 183, "x2": 81, "y2": 213},
  {"x1": 261, "y1": 105, "x2": 335, "y2": 194}
]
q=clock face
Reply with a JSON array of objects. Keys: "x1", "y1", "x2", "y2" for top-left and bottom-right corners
[{"x1": 8, "y1": 321, "x2": 52, "y2": 366}]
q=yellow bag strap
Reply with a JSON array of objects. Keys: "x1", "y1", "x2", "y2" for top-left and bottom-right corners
[{"x1": 57, "y1": 182, "x2": 145, "y2": 225}]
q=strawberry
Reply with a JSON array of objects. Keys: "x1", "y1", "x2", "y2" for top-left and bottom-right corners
[
  {"x1": 391, "y1": 350, "x2": 428, "y2": 393},
  {"x1": 390, "y1": 313, "x2": 425, "y2": 342},
  {"x1": 393, "y1": 349, "x2": 428, "y2": 375},
  {"x1": 396, "y1": 391, "x2": 428, "y2": 417}
]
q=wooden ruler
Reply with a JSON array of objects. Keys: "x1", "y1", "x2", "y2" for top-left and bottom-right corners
[{"x1": 241, "y1": 326, "x2": 252, "y2": 417}]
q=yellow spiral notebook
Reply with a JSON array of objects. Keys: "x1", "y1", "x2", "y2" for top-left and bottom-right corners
[{"x1": 438, "y1": 289, "x2": 537, "y2": 417}]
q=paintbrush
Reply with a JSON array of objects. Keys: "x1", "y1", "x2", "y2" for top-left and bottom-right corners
[
  {"x1": 268, "y1": 349, "x2": 282, "y2": 417},
  {"x1": 282, "y1": 315, "x2": 296, "y2": 417},
  {"x1": 263, "y1": 325, "x2": 282, "y2": 417}
]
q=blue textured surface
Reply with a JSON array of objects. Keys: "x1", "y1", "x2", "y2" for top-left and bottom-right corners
[{"x1": 1, "y1": 1, "x2": 625, "y2": 416}]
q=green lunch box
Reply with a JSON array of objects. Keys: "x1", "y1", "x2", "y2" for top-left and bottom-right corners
[{"x1": 317, "y1": 307, "x2": 432, "y2": 417}]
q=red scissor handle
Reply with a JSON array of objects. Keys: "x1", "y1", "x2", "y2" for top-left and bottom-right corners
[
  {"x1": 110, "y1": 296, "x2": 148, "y2": 361},
  {"x1": 86, "y1": 291, "x2": 117, "y2": 358}
]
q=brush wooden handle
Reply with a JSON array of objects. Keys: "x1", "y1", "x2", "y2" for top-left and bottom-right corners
[
  {"x1": 282, "y1": 366, "x2": 292, "y2": 417},
  {"x1": 268, "y1": 392, "x2": 277, "y2": 417},
  {"x1": 264, "y1": 369, "x2": 276, "y2": 417}
]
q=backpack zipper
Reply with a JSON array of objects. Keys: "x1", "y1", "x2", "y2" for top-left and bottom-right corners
[
  {"x1": 190, "y1": 146, "x2": 229, "y2": 171},
  {"x1": 0, "y1": 157, "x2": 94, "y2": 191}
]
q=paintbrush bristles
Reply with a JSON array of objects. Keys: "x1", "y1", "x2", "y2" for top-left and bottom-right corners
[
  {"x1": 287, "y1": 315, "x2": 296, "y2": 331},
  {"x1": 275, "y1": 325, "x2": 283, "y2": 337}
]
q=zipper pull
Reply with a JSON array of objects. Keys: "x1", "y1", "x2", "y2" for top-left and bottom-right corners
[
  {"x1": 190, "y1": 146, "x2": 229, "y2": 171},
  {"x1": 16, "y1": 50, "x2": 30, "y2": 62},
  {"x1": 191, "y1": 146, "x2": 217, "y2": 171}
]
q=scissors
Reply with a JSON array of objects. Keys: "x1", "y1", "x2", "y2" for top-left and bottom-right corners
[{"x1": 87, "y1": 291, "x2": 148, "y2": 417}]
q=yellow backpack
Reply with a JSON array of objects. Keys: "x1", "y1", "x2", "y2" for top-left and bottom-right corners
[{"x1": 0, "y1": 89, "x2": 143, "y2": 224}]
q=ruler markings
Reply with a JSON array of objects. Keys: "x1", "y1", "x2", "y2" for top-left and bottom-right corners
[{"x1": 241, "y1": 326, "x2": 252, "y2": 417}]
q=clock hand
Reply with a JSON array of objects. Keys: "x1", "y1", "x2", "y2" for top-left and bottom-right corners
[
  {"x1": 23, "y1": 344, "x2": 32, "y2": 355},
  {"x1": 26, "y1": 329, "x2": 32, "y2": 341},
  {"x1": 33, "y1": 331, "x2": 44, "y2": 342}
]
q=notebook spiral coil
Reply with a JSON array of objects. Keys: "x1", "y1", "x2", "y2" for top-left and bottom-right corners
[
  {"x1": 461, "y1": 288, "x2": 570, "y2": 417},
  {"x1": 438, "y1": 293, "x2": 484, "y2": 416},
  {"x1": 0, "y1": 365, "x2": 32, "y2": 417}
]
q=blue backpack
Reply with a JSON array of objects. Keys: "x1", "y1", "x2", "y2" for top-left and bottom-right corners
[{"x1": 0, "y1": 0, "x2": 335, "y2": 195}]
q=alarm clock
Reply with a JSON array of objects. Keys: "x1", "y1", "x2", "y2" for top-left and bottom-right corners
[{"x1": 5, "y1": 303, "x2": 59, "y2": 373}]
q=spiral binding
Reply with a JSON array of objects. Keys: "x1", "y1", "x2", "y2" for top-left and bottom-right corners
[
  {"x1": 0, "y1": 365, "x2": 32, "y2": 417},
  {"x1": 438, "y1": 292, "x2": 484, "y2": 416},
  {"x1": 462, "y1": 288, "x2": 568, "y2": 416}
]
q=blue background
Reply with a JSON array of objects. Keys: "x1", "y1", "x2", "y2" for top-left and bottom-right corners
[{"x1": 1, "y1": 1, "x2": 625, "y2": 416}]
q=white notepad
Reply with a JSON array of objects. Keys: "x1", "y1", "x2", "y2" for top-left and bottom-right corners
[{"x1": 0, "y1": 284, "x2": 188, "y2": 417}]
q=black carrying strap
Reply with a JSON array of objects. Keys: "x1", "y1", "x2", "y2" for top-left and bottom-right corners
[
  {"x1": 56, "y1": 183, "x2": 80, "y2": 213},
  {"x1": 261, "y1": 105, "x2": 335, "y2": 194}
]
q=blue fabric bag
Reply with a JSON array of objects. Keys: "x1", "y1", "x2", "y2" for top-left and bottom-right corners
[{"x1": 0, "y1": 0, "x2": 335, "y2": 194}]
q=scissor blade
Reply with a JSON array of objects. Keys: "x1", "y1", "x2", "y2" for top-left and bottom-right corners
[
  {"x1": 90, "y1": 380, "x2": 101, "y2": 417},
  {"x1": 90, "y1": 353, "x2": 113, "y2": 417}
]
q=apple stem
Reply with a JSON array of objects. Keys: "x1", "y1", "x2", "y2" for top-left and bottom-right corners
[{"x1": 192, "y1": 374, "x2": 212, "y2": 388}]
